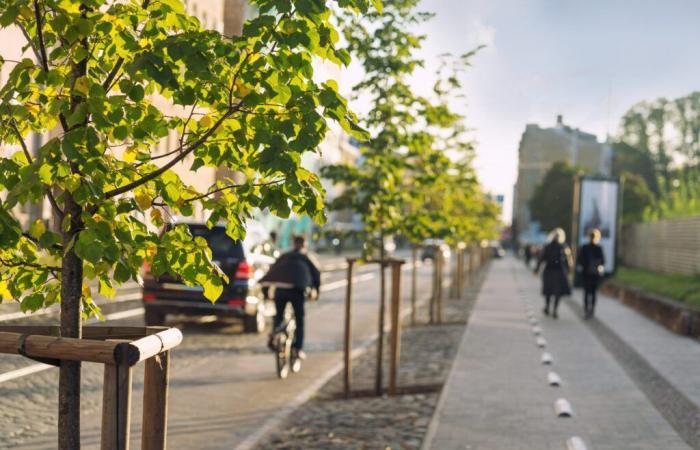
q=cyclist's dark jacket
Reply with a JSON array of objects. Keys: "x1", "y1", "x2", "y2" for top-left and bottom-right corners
[{"x1": 261, "y1": 250, "x2": 320, "y2": 290}]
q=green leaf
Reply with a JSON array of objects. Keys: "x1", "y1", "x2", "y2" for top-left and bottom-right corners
[
  {"x1": 21, "y1": 293, "x2": 45, "y2": 313},
  {"x1": 29, "y1": 219, "x2": 46, "y2": 240},
  {"x1": 74, "y1": 230, "x2": 103, "y2": 264},
  {"x1": 202, "y1": 275, "x2": 223, "y2": 302}
]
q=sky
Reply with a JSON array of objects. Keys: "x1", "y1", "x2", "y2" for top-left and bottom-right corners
[{"x1": 345, "y1": 0, "x2": 700, "y2": 222}]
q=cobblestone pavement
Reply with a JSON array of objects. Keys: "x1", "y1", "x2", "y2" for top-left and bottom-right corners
[
  {"x1": 3, "y1": 253, "x2": 436, "y2": 449},
  {"x1": 425, "y1": 257, "x2": 692, "y2": 450},
  {"x1": 254, "y1": 263, "x2": 487, "y2": 449}
]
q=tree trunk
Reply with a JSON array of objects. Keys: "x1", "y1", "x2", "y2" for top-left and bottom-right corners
[{"x1": 59, "y1": 196, "x2": 83, "y2": 450}]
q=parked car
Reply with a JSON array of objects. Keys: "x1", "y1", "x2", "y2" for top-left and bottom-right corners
[
  {"x1": 421, "y1": 239, "x2": 451, "y2": 261},
  {"x1": 142, "y1": 222, "x2": 275, "y2": 333},
  {"x1": 490, "y1": 241, "x2": 506, "y2": 258}
]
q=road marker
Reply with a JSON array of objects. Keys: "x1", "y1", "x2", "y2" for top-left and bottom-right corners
[
  {"x1": 536, "y1": 336, "x2": 547, "y2": 348},
  {"x1": 541, "y1": 352, "x2": 553, "y2": 365},
  {"x1": 566, "y1": 436, "x2": 588, "y2": 450},
  {"x1": 547, "y1": 371, "x2": 562, "y2": 387},
  {"x1": 532, "y1": 325, "x2": 542, "y2": 335},
  {"x1": 554, "y1": 398, "x2": 573, "y2": 417}
]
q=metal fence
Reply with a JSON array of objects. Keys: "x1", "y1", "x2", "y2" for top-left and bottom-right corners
[{"x1": 621, "y1": 216, "x2": 700, "y2": 275}]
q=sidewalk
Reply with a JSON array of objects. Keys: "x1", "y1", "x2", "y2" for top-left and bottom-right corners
[{"x1": 423, "y1": 257, "x2": 690, "y2": 450}]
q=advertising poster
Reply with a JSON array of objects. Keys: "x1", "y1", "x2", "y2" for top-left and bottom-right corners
[{"x1": 576, "y1": 177, "x2": 620, "y2": 274}]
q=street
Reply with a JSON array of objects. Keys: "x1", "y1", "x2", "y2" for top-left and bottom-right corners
[{"x1": 0, "y1": 254, "x2": 435, "y2": 449}]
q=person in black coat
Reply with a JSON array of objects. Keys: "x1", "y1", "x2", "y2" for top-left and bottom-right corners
[
  {"x1": 261, "y1": 235, "x2": 320, "y2": 359},
  {"x1": 534, "y1": 228, "x2": 573, "y2": 319},
  {"x1": 576, "y1": 229, "x2": 605, "y2": 319}
]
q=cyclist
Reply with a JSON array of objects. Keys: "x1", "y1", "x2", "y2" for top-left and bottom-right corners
[{"x1": 261, "y1": 235, "x2": 320, "y2": 361}]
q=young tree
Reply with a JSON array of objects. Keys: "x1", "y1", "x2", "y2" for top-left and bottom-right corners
[
  {"x1": 0, "y1": 0, "x2": 373, "y2": 446},
  {"x1": 322, "y1": 0, "x2": 432, "y2": 251}
]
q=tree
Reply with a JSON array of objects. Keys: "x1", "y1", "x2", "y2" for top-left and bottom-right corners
[
  {"x1": 0, "y1": 0, "x2": 374, "y2": 447},
  {"x1": 322, "y1": 0, "x2": 432, "y2": 251},
  {"x1": 529, "y1": 161, "x2": 578, "y2": 240},
  {"x1": 619, "y1": 172, "x2": 653, "y2": 224},
  {"x1": 611, "y1": 142, "x2": 659, "y2": 196},
  {"x1": 619, "y1": 91, "x2": 700, "y2": 177}
]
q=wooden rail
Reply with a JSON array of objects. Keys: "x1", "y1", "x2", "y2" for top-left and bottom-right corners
[{"x1": 0, "y1": 325, "x2": 182, "y2": 450}]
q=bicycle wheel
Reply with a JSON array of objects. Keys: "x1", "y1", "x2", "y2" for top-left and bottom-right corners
[{"x1": 276, "y1": 333, "x2": 290, "y2": 379}]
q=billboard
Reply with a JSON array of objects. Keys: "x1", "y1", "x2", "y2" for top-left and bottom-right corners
[{"x1": 574, "y1": 177, "x2": 620, "y2": 275}]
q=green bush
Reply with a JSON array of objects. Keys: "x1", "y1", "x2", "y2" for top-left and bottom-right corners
[{"x1": 613, "y1": 267, "x2": 700, "y2": 308}]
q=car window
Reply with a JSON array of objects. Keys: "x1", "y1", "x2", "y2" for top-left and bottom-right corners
[{"x1": 188, "y1": 225, "x2": 245, "y2": 261}]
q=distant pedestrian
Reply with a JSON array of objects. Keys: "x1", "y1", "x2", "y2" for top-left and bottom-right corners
[
  {"x1": 576, "y1": 229, "x2": 605, "y2": 319},
  {"x1": 524, "y1": 244, "x2": 532, "y2": 267},
  {"x1": 534, "y1": 228, "x2": 573, "y2": 319}
]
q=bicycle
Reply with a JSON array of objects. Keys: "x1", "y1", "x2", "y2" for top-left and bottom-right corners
[
  {"x1": 270, "y1": 311, "x2": 302, "y2": 379},
  {"x1": 263, "y1": 284, "x2": 306, "y2": 379}
]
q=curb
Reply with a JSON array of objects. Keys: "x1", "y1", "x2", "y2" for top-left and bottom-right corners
[
  {"x1": 420, "y1": 267, "x2": 488, "y2": 450},
  {"x1": 601, "y1": 281, "x2": 700, "y2": 339}
]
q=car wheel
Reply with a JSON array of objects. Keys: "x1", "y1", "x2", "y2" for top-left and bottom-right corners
[
  {"x1": 145, "y1": 309, "x2": 166, "y2": 326},
  {"x1": 243, "y1": 307, "x2": 266, "y2": 333}
]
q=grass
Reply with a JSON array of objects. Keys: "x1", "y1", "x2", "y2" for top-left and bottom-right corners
[{"x1": 613, "y1": 267, "x2": 700, "y2": 308}]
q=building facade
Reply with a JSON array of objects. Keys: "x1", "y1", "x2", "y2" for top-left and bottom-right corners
[{"x1": 513, "y1": 115, "x2": 612, "y2": 243}]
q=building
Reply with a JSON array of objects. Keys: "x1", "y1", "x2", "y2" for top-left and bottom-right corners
[{"x1": 513, "y1": 115, "x2": 612, "y2": 244}]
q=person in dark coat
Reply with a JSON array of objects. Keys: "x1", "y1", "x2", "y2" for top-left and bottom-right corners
[
  {"x1": 534, "y1": 228, "x2": 573, "y2": 318},
  {"x1": 524, "y1": 244, "x2": 532, "y2": 267},
  {"x1": 576, "y1": 229, "x2": 605, "y2": 319},
  {"x1": 261, "y1": 235, "x2": 320, "y2": 359}
]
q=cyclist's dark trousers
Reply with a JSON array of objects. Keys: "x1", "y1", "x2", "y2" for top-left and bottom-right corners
[{"x1": 274, "y1": 288, "x2": 305, "y2": 350}]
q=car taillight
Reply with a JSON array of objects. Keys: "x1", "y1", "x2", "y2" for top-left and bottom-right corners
[
  {"x1": 143, "y1": 293, "x2": 156, "y2": 302},
  {"x1": 226, "y1": 298, "x2": 245, "y2": 306},
  {"x1": 235, "y1": 261, "x2": 251, "y2": 279}
]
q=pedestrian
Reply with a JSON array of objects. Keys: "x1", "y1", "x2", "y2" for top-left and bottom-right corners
[
  {"x1": 524, "y1": 244, "x2": 532, "y2": 267},
  {"x1": 576, "y1": 229, "x2": 605, "y2": 319},
  {"x1": 261, "y1": 235, "x2": 320, "y2": 360},
  {"x1": 534, "y1": 228, "x2": 573, "y2": 319}
]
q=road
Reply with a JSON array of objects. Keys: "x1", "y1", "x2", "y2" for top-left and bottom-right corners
[{"x1": 0, "y1": 253, "x2": 436, "y2": 449}]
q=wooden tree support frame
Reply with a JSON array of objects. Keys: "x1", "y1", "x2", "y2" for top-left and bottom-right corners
[
  {"x1": 343, "y1": 257, "x2": 405, "y2": 398},
  {"x1": 0, "y1": 325, "x2": 182, "y2": 450}
]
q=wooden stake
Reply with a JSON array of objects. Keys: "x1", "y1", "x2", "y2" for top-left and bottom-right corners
[
  {"x1": 375, "y1": 261, "x2": 386, "y2": 396},
  {"x1": 410, "y1": 247, "x2": 417, "y2": 326},
  {"x1": 141, "y1": 351, "x2": 170, "y2": 450},
  {"x1": 101, "y1": 345, "x2": 133, "y2": 450},
  {"x1": 343, "y1": 260, "x2": 354, "y2": 399},
  {"x1": 388, "y1": 262, "x2": 403, "y2": 395},
  {"x1": 436, "y1": 251, "x2": 443, "y2": 324}
]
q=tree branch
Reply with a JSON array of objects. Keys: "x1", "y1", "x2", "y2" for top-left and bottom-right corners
[
  {"x1": 102, "y1": 0, "x2": 152, "y2": 91},
  {"x1": 0, "y1": 257, "x2": 62, "y2": 273},
  {"x1": 103, "y1": 101, "x2": 244, "y2": 199},
  {"x1": 16, "y1": 22, "x2": 42, "y2": 64},
  {"x1": 155, "y1": 178, "x2": 285, "y2": 205},
  {"x1": 32, "y1": 0, "x2": 50, "y2": 72},
  {"x1": 8, "y1": 120, "x2": 65, "y2": 218}
]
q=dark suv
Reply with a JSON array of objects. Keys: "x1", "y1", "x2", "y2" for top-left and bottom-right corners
[{"x1": 142, "y1": 223, "x2": 275, "y2": 333}]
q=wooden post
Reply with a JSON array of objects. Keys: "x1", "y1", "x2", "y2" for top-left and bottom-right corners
[
  {"x1": 141, "y1": 351, "x2": 170, "y2": 450},
  {"x1": 375, "y1": 261, "x2": 386, "y2": 396},
  {"x1": 343, "y1": 260, "x2": 354, "y2": 398},
  {"x1": 388, "y1": 262, "x2": 403, "y2": 395},
  {"x1": 410, "y1": 247, "x2": 417, "y2": 326},
  {"x1": 453, "y1": 247, "x2": 462, "y2": 299},
  {"x1": 101, "y1": 348, "x2": 133, "y2": 450},
  {"x1": 436, "y1": 251, "x2": 443, "y2": 324},
  {"x1": 429, "y1": 252, "x2": 436, "y2": 324}
]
